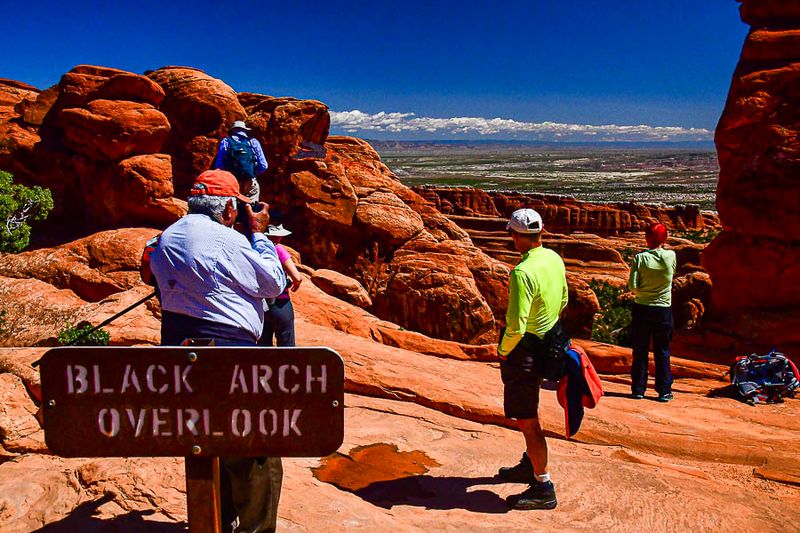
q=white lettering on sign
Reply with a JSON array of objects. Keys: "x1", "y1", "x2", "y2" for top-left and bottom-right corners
[
  {"x1": 283, "y1": 409, "x2": 302, "y2": 436},
  {"x1": 67, "y1": 365, "x2": 89, "y2": 394},
  {"x1": 93, "y1": 408, "x2": 306, "y2": 439},
  {"x1": 226, "y1": 365, "x2": 328, "y2": 395},
  {"x1": 174, "y1": 366, "x2": 194, "y2": 394},
  {"x1": 97, "y1": 408, "x2": 120, "y2": 437},
  {"x1": 229, "y1": 365, "x2": 248, "y2": 394},
  {"x1": 93, "y1": 365, "x2": 115, "y2": 393},
  {"x1": 253, "y1": 365, "x2": 272, "y2": 393},
  {"x1": 306, "y1": 365, "x2": 327, "y2": 394},
  {"x1": 231, "y1": 409, "x2": 252, "y2": 437},
  {"x1": 259, "y1": 409, "x2": 278, "y2": 436},
  {"x1": 66, "y1": 365, "x2": 195, "y2": 395},
  {"x1": 278, "y1": 365, "x2": 300, "y2": 394},
  {"x1": 121, "y1": 365, "x2": 142, "y2": 393},
  {"x1": 62, "y1": 358, "x2": 334, "y2": 443},
  {"x1": 153, "y1": 408, "x2": 172, "y2": 436},
  {"x1": 183, "y1": 408, "x2": 200, "y2": 436},
  {"x1": 125, "y1": 408, "x2": 147, "y2": 437},
  {"x1": 146, "y1": 365, "x2": 169, "y2": 394},
  {"x1": 204, "y1": 409, "x2": 224, "y2": 437}
]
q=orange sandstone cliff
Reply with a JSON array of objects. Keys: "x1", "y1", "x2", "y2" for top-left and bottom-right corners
[{"x1": 677, "y1": 0, "x2": 800, "y2": 362}]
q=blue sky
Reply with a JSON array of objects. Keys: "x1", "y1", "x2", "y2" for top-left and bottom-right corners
[{"x1": 2, "y1": 0, "x2": 748, "y2": 141}]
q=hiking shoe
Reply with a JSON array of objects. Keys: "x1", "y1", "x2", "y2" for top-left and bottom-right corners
[
  {"x1": 656, "y1": 393, "x2": 674, "y2": 403},
  {"x1": 506, "y1": 481, "x2": 558, "y2": 510},
  {"x1": 498, "y1": 453, "x2": 535, "y2": 483},
  {"x1": 630, "y1": 393, "x2": 644, "y2": 400}
]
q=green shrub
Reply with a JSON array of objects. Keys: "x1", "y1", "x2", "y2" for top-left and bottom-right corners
[
  {"x1": 673, "y1": 228, "x2": 720, "y2": 244},
  {"x1": 618, "y1": 247, "x2": 637, "y2": 264},
  {"x1": 57, "y1": 323, "x2": 110, "y2": 346},
  {"x1": 0, "y1": 310, "x2": 7, "y2": 338},
  {"x1": 589, "y1": 280, "x2": 632, "y2": 346},
  {"x1": 0, "y1": 171, "x2": 54, "y2": 253}
]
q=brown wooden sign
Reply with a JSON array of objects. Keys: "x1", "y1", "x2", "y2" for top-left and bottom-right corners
[{"x1": 39, "y1": 346, "x2": 344, "y2": 458}]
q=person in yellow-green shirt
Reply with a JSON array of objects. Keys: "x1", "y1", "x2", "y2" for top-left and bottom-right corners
[
  {"x1": 628, "y1": 222, "x2": 677, "y2": 403},
  {"x1": 496, "y1": 208, "x2": 568, "y2": 511}
]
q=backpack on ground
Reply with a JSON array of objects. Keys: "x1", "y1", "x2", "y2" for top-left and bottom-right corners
[
  {"x1": 224, "y1": 135, "x2": 258, "y2": 182},
  {"x1": 729, "y1": 350, "x2": 800, "y2": 404}
]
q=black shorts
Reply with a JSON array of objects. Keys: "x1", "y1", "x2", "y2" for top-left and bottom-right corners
[{"x1": 500, "y1": 340, "x2": 542, "y2": 420}]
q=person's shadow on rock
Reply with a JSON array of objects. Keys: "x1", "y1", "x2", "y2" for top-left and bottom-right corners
[
  {"x1": 34, "y1": 492, "x2": 188, "y2": 532},
  {"x1": 355, "y1": 474, "x2": 511, "y2": 514}
]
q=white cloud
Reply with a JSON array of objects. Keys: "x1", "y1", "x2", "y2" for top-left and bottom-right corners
[{"x1": 329, "y1": 109, "x2": 712, "y2": 142}]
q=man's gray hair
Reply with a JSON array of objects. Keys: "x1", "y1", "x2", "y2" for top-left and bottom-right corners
[{"x1": 188, "y1": 195, "x2": 236, "y2": 218}]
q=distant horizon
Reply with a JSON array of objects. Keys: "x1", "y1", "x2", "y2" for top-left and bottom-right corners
[
  {"x1": 3, "y1": 1, "x2": 746, "y2": 143},
  {"x1": 363, "y1": 138, "x2": 717, "y2": 149},
  {"x1": 330, "y1": 110, "x2": 717, "y2": 143}
]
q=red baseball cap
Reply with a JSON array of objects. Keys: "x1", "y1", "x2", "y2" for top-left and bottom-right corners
[
  {"x1": 645, "y1": 222, "x2": 668, "y2": 247},
  {"x1": 190, "y1": 169, "x2": 250, "y2": 203}
]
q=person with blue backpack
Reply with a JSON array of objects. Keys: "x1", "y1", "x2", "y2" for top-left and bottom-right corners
[{"x1": 214, "y1": 120, "x2": 269, "y2": 202}]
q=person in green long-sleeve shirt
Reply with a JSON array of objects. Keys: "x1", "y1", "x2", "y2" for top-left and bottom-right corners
[
  {"x1": 628, "y1": 222, "x2": 677, "y2": 402},
  {"x1": 496, "y1": 208, "x2": 568, "y2": 511}
]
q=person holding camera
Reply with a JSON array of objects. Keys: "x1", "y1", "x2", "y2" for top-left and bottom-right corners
[
  {"x1": 150, "y1": 169, "x2": 286, "y2": 532},
  {"x1": 496, "y1": 208, "x2": 568, "y2": 511}
]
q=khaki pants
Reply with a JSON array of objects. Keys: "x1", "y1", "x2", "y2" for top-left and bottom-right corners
[
  {"x1": 240, "y1": 178, "x2": 261, "y2": 203},
  {"x1": 220, "y1": 457, "x2": 283, "y2": 533}
]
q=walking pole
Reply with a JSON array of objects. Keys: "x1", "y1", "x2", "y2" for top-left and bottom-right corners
[{"x1": 31, "y1": 291, "x2": 157, "y2": 368}]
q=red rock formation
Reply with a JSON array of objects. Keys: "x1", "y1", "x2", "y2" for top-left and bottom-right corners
[
  {"x1": 0, "y1": 66, "x2": 187, "y2": 232},
  {"x1": 0, "y1": 64, "x2": 723, "y2": 345},
  {"x1": 96, "y1": 154, "x2": 187, "y2": 227},
  {"x1": 254, "y1": 132, "x2": 510, "y2": 343},
  {"x1": 416, "y1": 186, "x2": 719, "y2": 235},
  {"x1": 311, "y1": 269, "x2": 372, "y2": 309},
  {"x1": 147, "y1": 66, "x2": 246, "y2": 193},
  {"x1": 239, "y1": 93, "x2": 330, "y2": 175},
  {"x1": 0, "y1": 80, "x2": 42, "y2": 189},
  {"x1": 60, "y1": 99, "x2": 169, "y2": 161},
  {"x1": 0, "y1": 373, "x2": 46, "y2": 454},
  {"x1": 700, "y1": 0, "x2": 800, "y2": 361},
  {"x1": 739, "y1": 1, "x2": 800, "y2": 26},
  {"x1": 0, "y1": 228, "x2": 158, "y2": 302},
  {"x1": 0, "y1": 65, "x2": 512, "y2": 344}
]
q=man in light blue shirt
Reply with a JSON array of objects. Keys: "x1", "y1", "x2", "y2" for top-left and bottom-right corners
[{"x1": 150, "y1": 168, "x2": 286, "y2": 532}]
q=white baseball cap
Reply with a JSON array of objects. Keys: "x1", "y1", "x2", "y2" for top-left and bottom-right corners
[{"x1": 506, "y1": 208, "x2": 543, "y2": 234}]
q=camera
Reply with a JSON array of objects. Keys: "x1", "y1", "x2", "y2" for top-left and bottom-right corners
[{"x1": 235, "y1": 200, "x2": 265, "y2": 235}]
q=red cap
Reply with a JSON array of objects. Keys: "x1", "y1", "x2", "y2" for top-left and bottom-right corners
[
  {"x1": 190, "y1": 170, "x2": 250, "y2": 203},
  {"x1": 645, "y1": 222, "x2": 668, "y2": 248}
]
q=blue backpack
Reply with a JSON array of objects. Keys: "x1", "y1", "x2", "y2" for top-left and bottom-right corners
[
  {"x1": 224, "y1": 135, "x2": 258, "y2": 182},
  {"x1": 730, "y1": 350, "x2": 799, "y2": 404}
]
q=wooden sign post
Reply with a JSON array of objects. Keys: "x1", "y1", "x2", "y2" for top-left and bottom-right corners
[{"x1": 38, "y1": 346, "x2": 345, "y2": 532}]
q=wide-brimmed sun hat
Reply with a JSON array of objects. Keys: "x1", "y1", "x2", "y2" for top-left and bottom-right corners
[
  {"x1": 506, "y1": 208, "x2": 543, "y2": 234},
  {"x1": 229, "y1": 120, "x2": 251, "y2": 132},
  {"x1": 266, "y1": 224, "x2": 292, "y2": 237}
]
